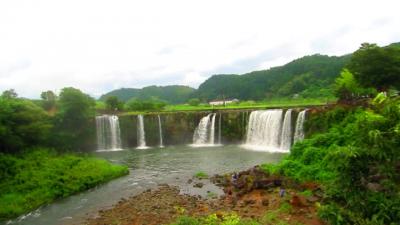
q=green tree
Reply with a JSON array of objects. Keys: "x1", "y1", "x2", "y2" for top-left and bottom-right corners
[
  {"x1": 40, "y1": 90, "x2": 57, "y2": 111},
  {"x1": 348, "y1": 43, "x2": 400, "y2": 91},
  {"x1": 0, "y1": 97, "x2": 52, "y2": 152},
  {"x1": 1, "y1": 89, "x2": 18, "y2": 99},
  {"x1": 125, "y1": 98, "x2": 166, "y2": 111},
  {"x1": 53, "y1": 87, "x2": 96, "y2": 151},
  {"x1": 187, "y1": 98, "x2": 200, "y2": 106},
  {"x1": 334, "y1": 69, "x2": 361, "y2": 100},
  {"x1": 105, "y1": 96, "x2": 123, "y2": 111}
]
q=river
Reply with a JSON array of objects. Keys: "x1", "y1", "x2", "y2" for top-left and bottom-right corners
[{"x1": 4, "y1": 145, "x2": 285, "y2": 225}]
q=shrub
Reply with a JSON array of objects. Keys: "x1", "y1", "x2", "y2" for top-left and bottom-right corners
[{"x1": 0, "y1": 148, "x2": 128, "y2": 219}]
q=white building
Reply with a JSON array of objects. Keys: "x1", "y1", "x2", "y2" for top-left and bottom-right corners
[{"x1": 209, "y1": 98, "x2": 239, "y2": 106}]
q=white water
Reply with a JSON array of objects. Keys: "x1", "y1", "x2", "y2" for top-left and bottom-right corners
[
  {"x1": 192, "y1": 114, "x2": 212, "y2": 145},
  {"x1": 243, "y1": 110, "x2": 284, "y2": 152},
  {"x1": 157, "y1": 115, "x2": 164, "y2": 148},
  {"x1": 209, "y1": 113, "x2": 216, "y2": 144},
  {"x1": 137, "y1": 115, "x2": 148, "y2": 149},
  {"x1": 95, "y1": 115, "x2": 122, "y2": 151},
  {"x1": 294, "y1": 109, "x2": 307, "y2": 143},
  {"x1": 218, "y1": 113, "x2": 222, "y2": 144},
  {"x1": 192, "y1": 113, "x2": 220, "y2": 147},
  {"x1": 280, "y1": 109, "x2": 293, "y2": 151}
]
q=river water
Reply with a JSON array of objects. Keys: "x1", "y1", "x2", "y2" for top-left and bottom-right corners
[{"x1": 4, "y1": 145, "x2": 285, "y2": 225}]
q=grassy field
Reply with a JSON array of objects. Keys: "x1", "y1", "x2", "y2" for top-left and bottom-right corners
[{"x1": 118, "y1": 97, "x2": 336, "y2": 116}]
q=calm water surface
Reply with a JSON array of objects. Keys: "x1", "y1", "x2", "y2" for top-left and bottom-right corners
[{"x1": 4, "y1": 145, "x2": 285, "y2": 225}]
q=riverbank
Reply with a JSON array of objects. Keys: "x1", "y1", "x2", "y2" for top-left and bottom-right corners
[
  {"x1": 0, "y1": 149, "x2": 128, "y2": 220},
  {"x1": 83, "y1": 166, "x2": 324, "y2": 225}
]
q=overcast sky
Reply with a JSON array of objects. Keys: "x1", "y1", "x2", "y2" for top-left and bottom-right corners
[{"x1": 0, "y1": 0, "x2": 399, "y2": 98}]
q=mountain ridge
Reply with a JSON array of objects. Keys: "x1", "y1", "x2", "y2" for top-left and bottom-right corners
[{"x1": 100, "y1": 42, "x2": 398, "y2": 103}]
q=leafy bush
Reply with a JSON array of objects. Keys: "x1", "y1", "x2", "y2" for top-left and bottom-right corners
[
  {"x1": 0, "y1": 97, "x2": 52, "y2": 153},
  {"x1": 52, "y1": 87, "x2": 96, "y2": 151},
  {"x1": 125, "y1": 98, "x2": 166, "y2": 111},
  {"x1": 188, "y1": 98, "x2": 201, "y2": 106},
  {"x1": 105, "y1": 96, "x2": 124, "y2": 111},
  {"x1": 0, "y1": 149, "x2": 128, "y2": 219}
]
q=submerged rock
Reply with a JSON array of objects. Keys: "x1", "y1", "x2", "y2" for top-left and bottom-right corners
[{"x1": 193, "y1": 182, "x2": 204, "y2": 188}]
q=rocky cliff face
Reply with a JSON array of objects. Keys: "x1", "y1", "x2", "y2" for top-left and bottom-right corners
[{"x1": 118, "y1": 110, "x2": 251, "y2": 148}]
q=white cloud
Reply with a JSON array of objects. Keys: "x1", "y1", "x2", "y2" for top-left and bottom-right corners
[{"x1": 0, "y1": 0, "x2": 399, "y2": 98}]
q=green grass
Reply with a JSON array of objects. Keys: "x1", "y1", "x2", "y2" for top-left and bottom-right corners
[
  {"x1": 300, "y1": 190, "x2": 313, "y2": 197},
  {"x1": 260, "y1": 211, "x2": 279, "y2": 224},
  {"x1": 0, "y1": 148, "x2": 128, "y2": 220},
  {"x1": 118, "y1": 97, "x2": 335, "y2": 116},
  {"x1": 165, "y1": 97, "x2": 334, "y2": 112},
  {"x1": 170, "y1": 213, "x2": 260, "y2": 225},
  {"x1": 194, "y1": 171, "x2": 208, "y2": 179}
]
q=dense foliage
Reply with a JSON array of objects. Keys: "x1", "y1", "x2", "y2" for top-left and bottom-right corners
[
  {"x1": 0, "y1": 87, "x2": 97, "y2": 153},
  {"x1": 262, "y1": 96, "x2": 400, "y2": 224},
  {"x1": 105, "y1": 96, "x2": 124, "y2": 111},
  {"x1": 40, "y1": 90, "x2": 57, "y2": 111},
  {"x1": 0, "y1": 96, "x2": 52, "y2": 152},
  {"x1": 0, "y1": 149, "x2": 128, "y2": 219},
  {"x1": 187, "y1": 98, "x2": 201, "y2": 106},
  {"x1": 348, "y1": 43, "x2": 400, "y2": 91},
  {"x1": 100, "y1": 85, "x2": 196, "y2": 104},
  {"x1": 125, "y1": 98, "x2": 167, "y2": 111},
  {"x1": 334, "y1": 69, "x2": 376, "y2": 101},
  {"x1": 52, "y1": 87, "x2": 96, "y2": 151}
]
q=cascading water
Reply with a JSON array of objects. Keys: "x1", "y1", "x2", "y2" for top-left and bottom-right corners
[
  {"x1": 192, "y1": 114, "x2": 212, "y2": 145},
  {"x1": 95, "y1": 115, "x2": 122, "y2": 151},
  {"x1": 192, "y1": 113, "x2": 220, "y2": 146},
  {"x1": 137, "y1": 115, "x2": 148, "y2": 149},
  {"x1": 218, "y1": 113, "x2": 222, "y2": 144},
  {"x1": 280, "y1": 109, "x2": 293, "y2": 151},
  {"x1": 157, "y1": 115, "x2": 164, "y2": 148},
  {"x1": 294, "y1": 109, "x2": 307, "y2": 143},
  {"x1": 243, "y1": 109, "x2": 284, "y2": 152},
  {"x1": 209, "y1": 113, "x2": 217, "y2": 144}
]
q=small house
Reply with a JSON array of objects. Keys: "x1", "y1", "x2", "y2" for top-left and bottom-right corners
[{"x1": 209, "y1": 98, "x2": 239, "y2": 106}]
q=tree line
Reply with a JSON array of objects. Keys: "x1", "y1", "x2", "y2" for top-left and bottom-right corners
[
  {"x1": 334, "y1": 42, "x2": 400, "y2": 101},
  {"x1": 0, "y1": 87, "x2": 96, "y2": 153}
]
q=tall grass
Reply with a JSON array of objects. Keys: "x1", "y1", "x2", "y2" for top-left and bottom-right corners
[{"x1": 0, "y1": 148, "x2": 128, "y2": 220}]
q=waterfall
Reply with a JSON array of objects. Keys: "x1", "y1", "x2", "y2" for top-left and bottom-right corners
[
  {"x1": 280, "y1": 109, "x2": 293, "y2": 151},
  {"x1": 95, "y1": 115, "x2": 122, "y2": 151},
  {"x1": 137, "y1": 115, "x2": 148, "y2": 149},
  {"x1": 192, "y1": 114, "x2": 212, "y2": 145},
  {"x1": 218, "y1": 113, "x2": 222, "y2": 144},
  {"x1": 243, "y1": 109, "x2": 284, "y2": 152},
  {"x1": 192, "y1": 113, "x2": 219, "y2": 146},
  {"x1": 294, "y1": 109, "x2": 307, "y2": 143},
  {"x1": 157, "y1": 115, "x2": 164, "y2": 148},
  {"x1": 209, "y1": 113, "x2": 217, "y2": 144}
]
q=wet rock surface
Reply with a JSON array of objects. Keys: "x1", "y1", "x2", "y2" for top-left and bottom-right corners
[{"x1": 82, "y1": 166, "x2": 326, "y2": 225}]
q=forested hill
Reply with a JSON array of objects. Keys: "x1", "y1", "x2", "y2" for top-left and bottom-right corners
[
  {"x1": 101, "y1": 54, "x2": 351, "y2": 103},
  {"x1": 194, "y1": 54, "x2": 351, "y2": 101},
  {"x1": 99, "y1": 85, "x2": 196, "y2": 104},
  {"x1": 101, "y1": 42, "x2": 399, "y2": 103}
]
